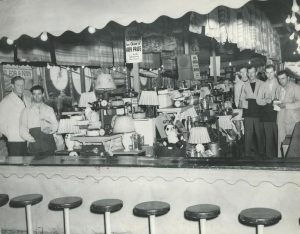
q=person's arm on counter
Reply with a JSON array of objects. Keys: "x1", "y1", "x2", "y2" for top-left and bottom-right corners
[{"x1": 19, "y1": 109, "x2": 35, "y2": 142}]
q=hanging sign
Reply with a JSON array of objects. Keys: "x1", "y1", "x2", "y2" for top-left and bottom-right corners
[
  {"x1": 191, "y1": 54, "x2": 201, "y2": 80},
  {"x1": 125, "y1": 26, "x2": 143, "y2": 63},
  {"x1": 3, "y1": 65, "x2": 33, "y2": 80}
]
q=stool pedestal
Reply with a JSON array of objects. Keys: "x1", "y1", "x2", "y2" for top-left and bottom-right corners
[
  {"x1": 133, "y1": 201, "x2": 170, "y2": 234},
  {"x1": 90, "y1": 198, "x2": 123, "y2": 234},
  {"x1": 239, "y1": 208, "x2": 282, "y2": 234},
  {"x1": 48, "y1": 196, "x2": 82, "y2": 234},
  {"x1": 9, "y1": 194, "x2": 43, "y2": 234},
  {"x1": 184, "y1": 204, "x2": 220, "y2": 234}
]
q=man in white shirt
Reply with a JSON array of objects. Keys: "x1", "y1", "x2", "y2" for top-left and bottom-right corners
[
  {"x1": 234, "y1": 66, "x2": 249, "y2": 108},
  {"x1": 20, "y1": 85, "x2": 58, "y2": 156},
  {"x1": 256, "y1": 65, "x2": 280, "y2": 158},
  {"x1": 276, "y1": 70, "x2": 300, "y2": 157},
  {"x1": 0, "y1": 76, "x2": 31, "y2": 156}
]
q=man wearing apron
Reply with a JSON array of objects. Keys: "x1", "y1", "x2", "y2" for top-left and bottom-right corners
[{"x1": 20, "y1": 85, "x2": 58, "y2": 156}]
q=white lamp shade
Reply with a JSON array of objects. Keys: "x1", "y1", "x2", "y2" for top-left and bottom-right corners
[
  {"x1": 79, "y1": 91, "x2": 97, "y2": 108},
  {"x1": 95, "y1": 73, "x2": 116, "y2": 90},
  {"x1": 113, "y1": 116, "x2": 135, "y2": 133},
  {"x1": 138, "y1": 90, "x2": 159, "y2": 106},
  {"x1": 188, "y1": 127, "x2": 211, "y2": 144}
]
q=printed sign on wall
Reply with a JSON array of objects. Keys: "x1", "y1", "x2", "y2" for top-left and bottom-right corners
[
  {"x1": 191, "y1": 54, "x2": 201, "y2": 80},
  {"x1": 125, "y1": 26, "x2": 143, "y2": 63}
]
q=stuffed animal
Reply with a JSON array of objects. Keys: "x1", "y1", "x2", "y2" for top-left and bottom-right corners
[{"x1": 163, "y1": 124, "x2": 184, "y2": 149}]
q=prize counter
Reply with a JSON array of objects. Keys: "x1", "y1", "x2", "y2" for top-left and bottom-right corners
[{"x1": 0, "y1": 155, "x2": 300, "y2": 234}]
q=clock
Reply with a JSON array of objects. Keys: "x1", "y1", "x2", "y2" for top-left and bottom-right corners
[
  {"x1": 99, "y1": 128, "x2": 106, "y2": 136},
  {"x1": 101, "y1": 100, "x2": 108, "y2": 107},
  {"x1": 174, "y1": 100, "x2": 181, "y2": 108}
]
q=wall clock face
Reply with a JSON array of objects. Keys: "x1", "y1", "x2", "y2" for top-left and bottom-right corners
[
  {"x1": 101, "y1": 100, "x2": 108, "y2": 107},
  {"x1": 99, "y1": 128, "x2": 106, "y2": 136},
  {"x1": 49, "y1": 66, "x2": 68, "y2": 91}
]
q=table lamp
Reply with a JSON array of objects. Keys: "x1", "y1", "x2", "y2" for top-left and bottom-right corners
[
  {"x1": 138, "y1": 90, "x2": 159, "y2": 118},
  {"x1": 112, "y1": 115, "x2": 135, "y2": 151},
  {"x1": 188, "y1": 127, "x2": 211, "y2": 157}
]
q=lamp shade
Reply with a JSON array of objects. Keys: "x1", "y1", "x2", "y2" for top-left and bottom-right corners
[
  {"x1": 113, "y1": 116, "x2": 135, "y2": 133},
  {"x1": 188, "y1": 127, "x2": 211, "y2": 144},
  {"x1": 94, "y1": 73, "x2": 116, "y2": 90},
  {"x1": 138, "y1": 90, "x2": 159, "y2": 106},
  {"x1": 78, "y1": 91, "x2": 97, "y2": 108}
]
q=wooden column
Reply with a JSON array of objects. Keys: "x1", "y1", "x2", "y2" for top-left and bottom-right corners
[
  {"x1": 212, "y1": 40, "x2": 218, "y2": 83},
  {"x1": 184, "y1": 32, "x2": 189, "y2": 55},
  {"x1": 67, "y1": 69, "x2": 74, "y2": 102},
  {"x1": 0, "y1": 64, "x2": 4, "y2": 101},
  {"x1": 132, "y1": 63, "x2": 140, "y2": 92},
  {"x1": 80, "y1": 67, "x2": 86, "y2": 93},
  {"x1": 126, "y1": 67, "x2": 132, "y2": 90}
]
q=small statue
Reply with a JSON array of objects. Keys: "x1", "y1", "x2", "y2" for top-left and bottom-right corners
[{"x1": 163, "y1": 124, "x2": 184, "y2": 149}]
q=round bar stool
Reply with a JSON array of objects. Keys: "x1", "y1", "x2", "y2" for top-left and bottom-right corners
[
  {"x1": 133, "y1": 201, "x2": 170, "y2": 234},
  {"x1": 184, "y1": 204, "x2": 220, "y2": 234},
  {"x1": 48, "y1": 196, "x2": 82, "y2": 234},
  {"x1": 90, "y1": 199, "x2": 123, "y2": 234},
  {"x1": 239, "y1": 208, "x2": 281, "y2": 234},
  {"x1": 0, "y1": 194, "x2": 9, "y2": 207},
  {"x1": 9, "y1": 194, "x2": 43, "y2": 234}
]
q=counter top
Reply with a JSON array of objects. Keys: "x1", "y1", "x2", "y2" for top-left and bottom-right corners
[{"x1": 1, "y1": 155, "x2": 300, "y2": 171}]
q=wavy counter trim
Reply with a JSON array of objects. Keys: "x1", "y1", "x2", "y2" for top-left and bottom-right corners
[{"x1": 0, "y1": 172, "x2": 300, "y2": 188}]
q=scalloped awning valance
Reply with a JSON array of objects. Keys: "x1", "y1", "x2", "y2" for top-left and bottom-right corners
[{"x1": 0, "y1": 0, "x2": 250, "y2": 40}]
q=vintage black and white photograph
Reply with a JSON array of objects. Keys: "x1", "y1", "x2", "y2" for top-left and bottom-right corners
[{"x1": 0, "y1": 0, "x2": 299, "y2": 233}]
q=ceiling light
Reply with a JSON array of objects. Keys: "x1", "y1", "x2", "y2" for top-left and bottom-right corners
[
  {"x1": 229, "y1": 61, "x2": 232, "y2": 66},
  {"x1": 291, "y1": 12, "x2": 297, "y2": 24},
  {"x1": 292, "y1": 0, "x2": 300, "y2": 12},
  {"x1": 88, "y1": 26, "x2": 96, "y2": 34},
  {"x1": 6, "y1": 38, "x2": 13, "y2": 45},
  {"x1": 40, "y1": 32, "x2": 48, "y2": 41},
  {"x1": 289, "y1": 32, "x2": 295, "y2": 40},
  {"x1": 286, "y1": 15, "x2": 291, "y2": 24}
]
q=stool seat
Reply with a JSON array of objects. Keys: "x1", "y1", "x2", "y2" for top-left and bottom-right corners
[
  {"x1": 90, "y1": 199, "x2": 123, "y2": 214},
  {"x1": 9, "y1": 194, "x2": 43, "y2": 208},
  {"x1": 0, "y1": 194, "x2": 9, "y2": 207},
  {"x1": 239, "y1": 208, "x2": 282, "y2": 226},
  {"x1": 48, "y1": 196, "x2": 82, "y2": 210},
  {"x1": 133, "y1": 201, "x2": 170, "y2": 217},
  {"x1": 185, "y1": 204, "x2": 220, "y2": 220}
]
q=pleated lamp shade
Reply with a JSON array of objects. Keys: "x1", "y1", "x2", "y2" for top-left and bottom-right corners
[
  {"x1": 138, "y1": 90, "x2": 159, "y2": 106},
  {"x1": 188, "y1": 127, "x2": 211, "y2": 144},
  {"x1": 113, "y1": 116, "x2": 135, "y2": 133},
  {"x1": 94, "y1": 73, "x2": 116, "y2": 90}
]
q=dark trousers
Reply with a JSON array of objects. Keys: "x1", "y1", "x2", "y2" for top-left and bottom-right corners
[
  {"x1": 263, "y1": 122, "x2": 278, "y2": 158},
  {"x1": 28, "y1": 127, "x2": 56, "y2": 156},
  {"x1": 7, "y1": 142, "x2": 27, "y2": 156},
  {"x1": 244, "y1": 117, "x2": 264, "y2": 156}
]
